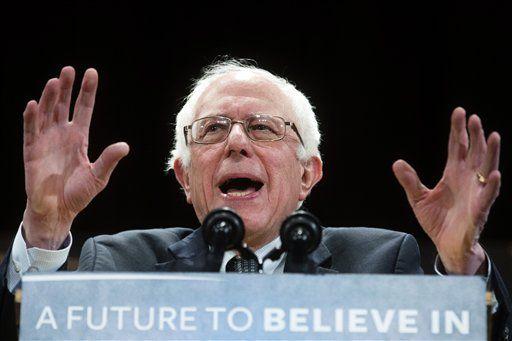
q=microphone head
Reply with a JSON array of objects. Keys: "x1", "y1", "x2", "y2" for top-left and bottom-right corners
[
  {"x1": 280, "y1": 210, "x2": 322, "y2": 254},
  {"x1": 202, "y1": 207, "x2": 245, "y2": 250}
]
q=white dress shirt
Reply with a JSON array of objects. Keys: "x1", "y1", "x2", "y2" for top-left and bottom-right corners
[{"x1": 7, "y1": 223, "x2": 71, "y2": 292}]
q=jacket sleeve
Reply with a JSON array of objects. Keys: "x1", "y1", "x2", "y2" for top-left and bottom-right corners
[
  {"x1": 393, "y1": 233, "x2": 424, "y2": 274},
  {"x1": 78, "y1": 237, "x2": 118, "y2": 271},
  {"x1": 490, "y1": 259, "x2": 512, "y2": 341},
  {"x1": 0, "y1": 240, "x2": 70, "y2": 338},
  {"x1": 0, "y1": 246, "x2": 18, "y2": 339}
]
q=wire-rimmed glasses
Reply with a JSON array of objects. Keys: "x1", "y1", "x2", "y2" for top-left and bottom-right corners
[{"x1": 184, "y1": 114, "x2": 304, "y2": 146}]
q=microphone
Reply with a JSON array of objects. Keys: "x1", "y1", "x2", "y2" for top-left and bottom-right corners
[
  {"x1": 280, "y1": 210, "x2": 322, "y2": 256},
  {"x1": 264, "y1": 210, "x2": 322, "y2": 274},
  {"x1": 202, "y1": 207, "x2": 259, "y2": 272},
  {"x1": 202, "y1": 207, "x2": 244, "y2": 259}
]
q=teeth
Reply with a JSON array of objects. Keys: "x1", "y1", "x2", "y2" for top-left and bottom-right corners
[{"x1": 226, "y1": 187, "x2": 256, "y2": 197}]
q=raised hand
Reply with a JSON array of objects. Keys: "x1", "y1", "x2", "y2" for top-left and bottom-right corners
[
  {"x1": 392, "y1": 107, "x2": 501, "y2": 275},
  {"x1": 22, "y1": 67, "x2": 129, "y2": 250}
]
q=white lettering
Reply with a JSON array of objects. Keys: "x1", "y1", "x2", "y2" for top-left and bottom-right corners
[
  {"x1": 86, "y1": 306, "x2": 107, "y2": 330},
  {"x1": 445, "y1": 310, "x2": 469, "y2": 334},
  {"x1": 158, "y1": 307, "x2": 177, "y2": 331},
  {"x1": 205, "y1": 307, "x2": 226, "y2": 331},
  {"x1": 431, "y1": 310, "x2": 440, "y2": 334},
  {"x1": 313, "y1": 308, "x2": 331, "y2": 332},
  {"x1": 348, "y1": 309, "x2": 367, "y2": 333},
  {"x1": 371, "y1": 309, "x2": 395, "y2": 333},
  {"x1": 334, "y1": 308, "x2": 343, "y2": 332},
  {"x1": 36, "y1": 306, "x2": 57, "y2": 330},
  {"x1": 227, "y1": 307, "x2": 253, "y2": 332},
  {"x1": 110, "y1": 306, "x2": 131, "y2": 330},
  {"x1": 134, "y1": 307, "x2": 154, "y2": 331},
  {"x1": 398, "y1": 310, "x2": 418, "y2": 333},
  {"x1": 290, "y1": 308, "x2": 309, "y2": 332},
  {"x1": 264, "y1": 308, "x2": 286, "y2": 332},
  {"x1": 180, "y1": 307, "x2": 197, "y2": 331},
  {"x1": 67, "y1": 306, "x2": 84, "y2": 330}
]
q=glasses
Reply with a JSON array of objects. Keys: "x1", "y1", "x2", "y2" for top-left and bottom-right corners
[{"x1": 184, "y1": 114, "x2": 304, "y2": 146}]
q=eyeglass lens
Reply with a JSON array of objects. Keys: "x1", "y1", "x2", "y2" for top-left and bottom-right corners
[{"x1": 191, "y1": 115, "x2": 286, "y2": 143}]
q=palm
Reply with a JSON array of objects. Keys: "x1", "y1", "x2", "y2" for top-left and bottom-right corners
[
  {"x1": 25, "y1": 125, "x2": 96, "y2": 217},
  {"x1": 22, "y1": 67, "x2": 129, "y2": 249},
  {"x1": 413, "y1": 168, "x2": 486, "y2": 252},
  {"x1": 393, "y1": 108, "x2": 501, "y2": 274}
]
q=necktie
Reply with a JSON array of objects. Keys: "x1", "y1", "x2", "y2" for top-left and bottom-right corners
[{"x1": 226, "y1": 256, "x2": 260, "y2": 273}]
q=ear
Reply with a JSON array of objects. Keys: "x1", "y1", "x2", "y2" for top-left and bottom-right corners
[
  {"x1": 299, "y1": 156, "x2": 323, "y2": 201},
  {"x1": 173, "y1": 159, "x2": 192, "y2": 204}
]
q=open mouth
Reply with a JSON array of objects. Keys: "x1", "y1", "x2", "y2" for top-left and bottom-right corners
[{"x1": 219, "y1": 177, "x2": 264, "y2": 197}]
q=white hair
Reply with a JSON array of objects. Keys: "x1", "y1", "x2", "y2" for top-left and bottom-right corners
[{"x1": 167, "y1": 59, "x2": 321, "y2": 170}]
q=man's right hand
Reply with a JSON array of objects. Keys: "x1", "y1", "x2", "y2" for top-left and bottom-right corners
[{"x1": 22, "y1": 67, "x2": 129, "y2": 250}]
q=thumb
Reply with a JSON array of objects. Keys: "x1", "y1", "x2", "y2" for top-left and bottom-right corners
[
  {"x1": 92, "y1": 142, "x2": 130, "y2": 182},
  {"x1": 392, "y1": 159, "x2": 428, "y2": 205}
]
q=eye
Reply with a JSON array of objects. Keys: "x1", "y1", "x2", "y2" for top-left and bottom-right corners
[
  {"x1": 201, "y1": 122, "x2": 229, "y2": 136},
  {"x1": 205, "y1": 123, "x2": 224, "y2": 133},
  {"x1": 250, "y1": 123, "x2": 273, "y2": 132}
]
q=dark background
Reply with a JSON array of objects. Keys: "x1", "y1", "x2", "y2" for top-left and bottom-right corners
[{"x1": 1, "y1": 2, "x2": 510, "y2": 284}]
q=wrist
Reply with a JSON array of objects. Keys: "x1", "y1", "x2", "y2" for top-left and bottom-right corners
[
  {"x1": 22, "y1": 207, "x2": 73, "y2": 250},
  {"x1": 438, "y1": 243, "x2": 486, "y2": 275}
]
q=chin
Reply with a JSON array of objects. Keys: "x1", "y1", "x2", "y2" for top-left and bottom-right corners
[
  {"x1": 237, "y1": 210, "x2": 275, "y2": 240},
  {"x1": 209, "y1": 194, "x2": 281, "y2": 243},
  {"x1": 236, "y1": 208, "x2": 268, "y2": 229}
]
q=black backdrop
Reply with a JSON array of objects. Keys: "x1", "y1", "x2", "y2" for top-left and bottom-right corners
[{"x1": 1, "y1": 2, "x2": 510, "y2": 282}]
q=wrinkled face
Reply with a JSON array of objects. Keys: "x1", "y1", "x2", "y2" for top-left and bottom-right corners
[{"x1": 174, "y1": 72, "x2": 322, "y2": 248}]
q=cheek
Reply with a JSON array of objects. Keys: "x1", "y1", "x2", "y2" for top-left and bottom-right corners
[
  {"x1": 259, "y1": 147, "x2": 303, "y2": 194},
  {"x1": 188, "y1": 147, "x2": 223, "y2": 197}
]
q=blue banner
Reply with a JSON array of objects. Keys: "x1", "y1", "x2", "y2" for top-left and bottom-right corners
[{"x1": 20, "y1": 272, "x2": 486, "y2": 340}]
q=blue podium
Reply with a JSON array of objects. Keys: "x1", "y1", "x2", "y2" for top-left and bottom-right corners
[{"x1": 20, "y1": 272, "x2": 486, "y2": 340}]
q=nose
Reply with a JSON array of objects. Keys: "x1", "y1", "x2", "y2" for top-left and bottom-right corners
[{"x1": 225, "y1": 121, "x2": 251, "y2": 158}]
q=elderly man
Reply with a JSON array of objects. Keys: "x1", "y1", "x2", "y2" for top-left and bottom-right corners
[{"x1": 1, "y1": 61, "x2": 510, "y2": 338}]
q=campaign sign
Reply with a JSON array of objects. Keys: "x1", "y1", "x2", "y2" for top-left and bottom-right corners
[{"x1": 20, "y1": 273, "x2": 486, "y2": 340}]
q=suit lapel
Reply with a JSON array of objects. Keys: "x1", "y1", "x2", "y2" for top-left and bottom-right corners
[
  {"x1": 284, "y1": 241, "x2": 338, "y2": 274},
  {"x1": 155, "y1": 227, "x2": 338, "y2": 274},
  {"x1": 154, "y1": 227, "x2": 208, "y2": 272}
]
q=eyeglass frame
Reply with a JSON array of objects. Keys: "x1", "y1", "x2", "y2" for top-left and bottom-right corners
[{"x1": 183, "y1": 114, "x2": 305, "y2": 146}]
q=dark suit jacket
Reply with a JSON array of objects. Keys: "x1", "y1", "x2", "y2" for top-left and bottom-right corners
[{"x1": 1, "y1": 226, "x2": 511, "y2": 340}]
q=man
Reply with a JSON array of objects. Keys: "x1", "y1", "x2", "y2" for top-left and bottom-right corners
[{"x1": 1, "y1": 60, "x2": 510, "y2": 339}]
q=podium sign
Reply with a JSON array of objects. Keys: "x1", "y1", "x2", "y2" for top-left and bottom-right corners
[{"x1": 20, "y1": 272, "x2": 486, "y2": 340}]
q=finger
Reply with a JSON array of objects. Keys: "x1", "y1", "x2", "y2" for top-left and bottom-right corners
[
  {"x1": 446, "y1": 107, "x2": 468, "y2": 165},
  {"x1": 23, "y1": 100, "x2": 39, "y2": 145},
  {"x1": 91, "y1": 142, "x2": 130, "y2": 183},
  {"x1": 72, "y1": 68, "x2": 98, "y2": 133},
  {"x1": 38, "y1": 78, "x2": 60, "y2": 132},
  {"x1": 467, "y1": 114, "x2": 487, "y2": 168},
  {"x1": 392, "y1": 159, "x2": 429, "y2": 206},
  {"x1": 54, "y1": 66, "x2": 75, "y2": 123},
  {"x1": 480, "y1": 170, "x2": 501, "y2": 213},
  {"x1": 482, "y1": 132, "x2": 501, "y2": 175}
]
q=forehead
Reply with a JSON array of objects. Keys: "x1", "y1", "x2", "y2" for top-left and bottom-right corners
[{"x1": 194, "y1": 71, "x2": 293, "y2": 120}]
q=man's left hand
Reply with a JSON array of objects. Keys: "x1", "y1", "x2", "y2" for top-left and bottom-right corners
[{"x1": 392, "y1": 107, "x2": 501, "y2": 275}]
